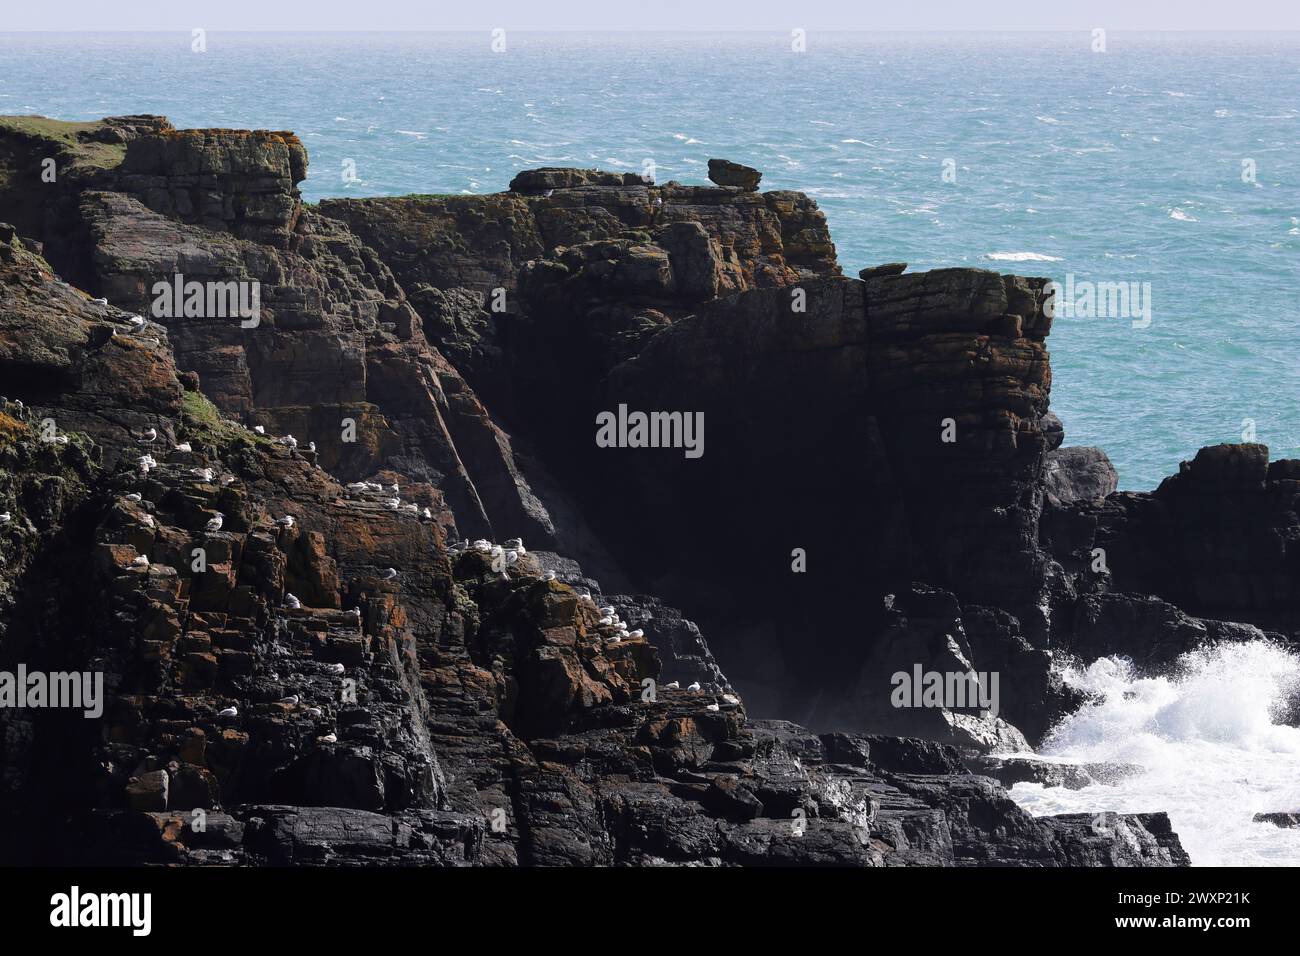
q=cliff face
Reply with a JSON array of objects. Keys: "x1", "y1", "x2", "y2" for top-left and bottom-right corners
[{"x1": 0, "y1": 114, "x2": 1294, "y2": 866}]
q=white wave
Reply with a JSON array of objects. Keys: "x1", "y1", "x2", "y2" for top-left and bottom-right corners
[
  {"x1": 981, "y1": 251, "x2": 1062, "y2": 262},
  {"x1": 394, "y1": 130, "x2": 426, "y2": 139},
  {"x1": 1009, "y1": 641, "x2": 1300, "y2": 866},
  {"x1": 1035, "y1": 115, "x2": 1063, "y2": 124},
  {"x1": 1169, "y1": 208, "x2": 1198, "y2": 222}
]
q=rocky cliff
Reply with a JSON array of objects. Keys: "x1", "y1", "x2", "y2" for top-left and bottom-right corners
[{"x1": 1, "y1": 114, "x2": 1294, "y2": 866}]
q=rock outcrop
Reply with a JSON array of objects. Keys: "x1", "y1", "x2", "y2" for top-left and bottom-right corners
[{"x1": 5, "y1": 113, "x2": 1295, "y2": 867}]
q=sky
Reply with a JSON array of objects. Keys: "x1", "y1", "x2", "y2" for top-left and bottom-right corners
[{"x1": 2, "y1": 0, "x2": 1299, "y2": 32}]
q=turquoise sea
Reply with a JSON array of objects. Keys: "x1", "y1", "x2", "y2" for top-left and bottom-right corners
[{"x1": 1, "y1": 31, "x2": 1297, "y2": 489}]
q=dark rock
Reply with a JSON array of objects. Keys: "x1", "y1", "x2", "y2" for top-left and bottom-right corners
[{"x1": 706, "y1": 158, "x2": 762, "y2": 190}]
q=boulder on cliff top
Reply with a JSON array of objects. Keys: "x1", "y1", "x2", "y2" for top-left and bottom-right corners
[{"x1": 707, "y1": 158, "x2": 762, "y2": 190}]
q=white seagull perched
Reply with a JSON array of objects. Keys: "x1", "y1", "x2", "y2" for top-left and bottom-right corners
[
  {"x1": 347, "y1": 482, "x2": 367, "y2": 493},
  {"x1": 175, "y1": 441, "x2": 192, "y2": 452},
  {"x1": 384, "y1": 497, "x2": 401, "y2": 510},
  {"x1": 706, "y1": 703, "x2": 720, "y2": 712},
  {"x1": 191, "y1": 467, "x2": 214, "y2": 482},
  {"x1": 722, "y1": 694, "x2": 741, "y2": 706},
  {"x1": 131, "y1": 555, "x2": 150, "y2": 568},
  {"x1": 305, "y1": 707, "x2": 323, "y2": 718},
  {"x1": 140, "y1": 514, "x2": 155, "y2": 528},
  {"x1": 389, "y1": 483, "x2": 399, "y2": 494},
  {"x1": 473, "y1": 539, "x2": 491, "y2": 552},
  {"x1": 599, "y1": 606, "x2": 615, "y2": 617},
  {"x1": 664, "y1": 681, "x2": 680, "y2": 690},
  {"x1": 218, "y1": 706, "x2": 238, "y2": 718},
  {"x1": 138, "y1": 454, "x2": 156, "y2": 473},
  {"x1": 687, "y1": 681, "x2": 702, "y2": 692},
  {"x1": 279, "y1": 434, "x2": 297, "y2": 449},
  {"x1": 92, "y1": 297, "x2": 108, "y2": 305},
  {"x1": 629, "y1": 629, "x2": 644, "y2": 639},
  {"x1": 53, "y1": 435, "x2": 69, "y2": 445},
  {"x1": 127, "y1": 315, "x2": 145, "y2": 329},
  {"x1": 137, "y1": 428, "x2": 157, "y2": 443},
  {"x1": 608, "y1": 634, "x2": 622, "y2": 644},
  {"x1": 421, "y1": 507, "x2": 432, "y2": 519},
  {"x1": 542, "y1": 571, "x2": 556, "y2": 582},
  {"x1": 318, "y1": 733, "x2": 338, "y2": 744},
  {"x1": 253, "y1": 425, "x2": 265, "y2": 435},
  {"x1": 504, "y1": 537, "x2": 525, "y2": 555},
  {"x1": 0, "y1": 512, "x2": 10, "y2": 524},
  {"x1": 278, "y1": 695, "x2": 299, "y2": 706},
  {"x1": 505, "y1": 550, "x2": 519, "y2": 565},
  {"x1": 325, "y1": 663, "x2": 346, "y2": 675},
  {"x1": 124, "y1": 493, "x2": 142, "y2": 503},
  {"x1": 381, "y1": 567, "x2": 398, "y2": 580},
  {"x1": 308, "y1": 441, "x2": 316, "y2": 452},
  {"x1": 284, "y1": 592, "x2": 301, "y2": 609},
  {"x1": 205, "y1": 513, "x2": 224, "y2": 533},
  {"x1": 599, "y1": 616, "x2": 614, "y2": 627},
  {"x1": 275, "y1": 515, "x2": 295, "y2": 529}
]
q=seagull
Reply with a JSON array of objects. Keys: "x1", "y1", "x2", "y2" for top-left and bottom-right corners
[
  {"x1": 346, "y1": 482, "x2": 367, "y2": 493},
  {"x1": 218, "y1": 706, "x2": 238, "y2": 718},
  {"x1": 305, "y1": 706, "x2": 323, "y2": 718},
  {"x1": 722, "y1": 694, "x2": 740, "y2": 705},
  {"x1": 616, "y1": 621, "x2": 628, "y2": 632},
  {"x1": 128, "y1": 315, "x2": 145, "y2": 328},
  {"x1": 629, "y1": 628, "x2": 644, "y2": 639},
  {"x1": 653, "y1": 197, "x2": 663, "y2": 208},
  {"x1": 124, "y1": 493, "x2": 142, "y2": 503},
  {"x1": 349, "y1": 606, "x2": 362, "y2": 620},
  {"x1": 706, "y1": 703, "x2": 720, "y2": 712},
  {"x1": 543, "y1": 189, "x2": 554, "y2": 197},
  {"x1": 275, "y1": 515, "x2": 295, "y2": 529},
  {"x1": 138, "y1": 454, "x2": 156, "y2": 473},
  {"x1": 542, "y1": 571, "x2": 556, "y2": 581},
  {"x1": 421, "y1": 507, "x2": 432, "y2": 519},
  {"x1": 664, "y1": 681, "x2": 680, "y2": 690},
  {"x1": 140, "y1": 514, "x2": 155, "y2": 528},
  {"x1": 53, "y1": 435, "x2": 69, "y2": 445},
  {"x1": 318, "y1": 733, "x2": 338, "y2": 744},
  {"x1": 175, "y1": 441, "x2": 192, "y2": 452},
  {"x1": 608, "y1": 635, "x2": 622, "y2": 644},
  {"x1": 205, "y1": 513, "x2": 224, "y2": 533},
  {"x1": 0, "y1": 512, "x2": 10, "y2": 524},
  {"x1": 131, "y1": 555, "x2": 150, "y2": 567},
  {"x1": 687, "y1": 682, "x2": 701, "y2": 692},
  {"x1": 308, "y1": 441, "x2": 316, "y2": 452},
  {"x1": 504, "y1": 537, "x2": 524, "y2": 551},
  {"x1": 389, "y1": 483, "x2": 399, "y2": 493},
  {"x1": 191, "y1": 467, "x2": 214, "y2": 481},
  {"x1": 599, "y1": 616, "x2": 614, "y2": 627},
  {"x1": 384, "y1": 497, "x2": 401, "y2": 510},
  {"x1": 92, "y1": 297, "x2": 108, "y2": 305},
  {"x1": 284, "y1": 592, "x2": 301, "y2": 609},
  {"x1": 473, "y1": 539, "x2": 491, "y2": 552},
  {"x1": 381, "y1": 567, "x2": 398, "y2": 580},
  {"x1": 220, "y1": 473, "x2": 237, "y2": 486},
  {"x1": 599, "y1": 606, "x2": 615, "y2": 617},
  {"x1": 402, "y1": 503, "x2": 418, "y2": 514},
  {"x1": 364, "y1": 481, "x2": 383, "y2": 491},
  {"x1": 325, "y1": 663, "x2": 346, "y2": 675},
  {"x1": 505, "y1": 550, "x2": 519, "y2": 565},
  {"x1": 253, "y1": 425, "x2": 265, "y2": 435},
  {"x1": 278, "y1": 695, "x2": 299, "y2": 706},
  {"x1": 137, "y1": 428, "x2": 157, "y2": 443},
  {"x1": 279, "y1": 434, "x2": 297, "y2": 449}
]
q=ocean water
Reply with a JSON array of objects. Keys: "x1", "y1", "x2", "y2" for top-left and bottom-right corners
[
  {"x1": 1009, "y1": 642, "x2": 1300, "y2": 866},
  {"x1": 0, "y1": 31, "x2": 1297, "y2": 488}
]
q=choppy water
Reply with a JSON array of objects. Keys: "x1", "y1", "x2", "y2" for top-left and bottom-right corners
[
  {"x1": 1009, "y1": 642, "x2": 1300, "y2": 866},
  {"x1": 1, "y1": 31, "x2": 1298, "y2": 489}
]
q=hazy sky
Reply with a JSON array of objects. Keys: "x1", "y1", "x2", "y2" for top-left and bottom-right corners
[{"x1": 3, "y1": 0, "x2": 1299, "y2": 32}]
